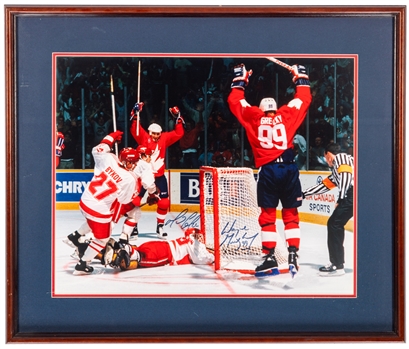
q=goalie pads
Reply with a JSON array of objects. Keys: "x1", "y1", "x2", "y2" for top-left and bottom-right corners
[{"x1": 101, "y1": 238, "x2": 118, "y2": 266}]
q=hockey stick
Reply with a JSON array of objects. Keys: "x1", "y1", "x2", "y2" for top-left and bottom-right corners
[
  {"x1": 265, "y1": 56, "x2": 292, "y2": 71},
  {"x1": 110, "y1": 75, "x2": 119, "y2": 156},
  {"x1": 113, "y1": 201, "x2": 149, "y2": 224},
  {"x1": 136, "y1": 59, "x2": 141, "y2": 136}
]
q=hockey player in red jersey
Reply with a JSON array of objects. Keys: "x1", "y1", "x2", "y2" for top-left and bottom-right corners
[
  {"x1": 130, "y1": 103, "x2": 185, "y2": 238},
  {"x1": 73, "y1": 131, "x2": 140, "y2": 275},
  {"x1": 99, "y1": 228, "x2": 214, "y2": 270},
  {"x1": 227, "y1": 63, "x2": 312, "y2": 277},
  {"x1": 55, "y1": 131, "x2": 65, "y2": 168}
]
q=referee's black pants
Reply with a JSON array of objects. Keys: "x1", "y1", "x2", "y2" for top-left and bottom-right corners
[{"x1": 327, "y1": 187, "x2": 353, "y2": 268}]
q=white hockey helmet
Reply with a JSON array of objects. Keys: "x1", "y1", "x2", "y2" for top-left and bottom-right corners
[
  {"x1": 148, "y1": 123, "x2": 162, "y2": 134},
  {"x1": 259, "y1": 98, "x2": 277, "y2": 112}
]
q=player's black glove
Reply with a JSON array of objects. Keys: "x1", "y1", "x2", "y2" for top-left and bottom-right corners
[
  {"x1": 290, "y1": 65, "x2": 310, "y2": 86},
  {"x1": 231, "y1": 64, "x2": 253, "y2": 90}
]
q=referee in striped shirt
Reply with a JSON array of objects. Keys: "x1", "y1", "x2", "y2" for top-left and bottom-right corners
[{"x1": 303, "y1": 143, "x2": 354, "y2": 277}]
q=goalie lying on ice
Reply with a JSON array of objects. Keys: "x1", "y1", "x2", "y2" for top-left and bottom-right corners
[{"x1": 98, "y1": 228, "x2": 214, "y2": 271}]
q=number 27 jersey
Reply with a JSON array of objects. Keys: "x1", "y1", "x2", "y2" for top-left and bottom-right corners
[
  {"x1": 80, "y1": 143, "x2": 138, "y2": 223},
  {"x1": 227, "y1": 85, "x2": 312, "y2": 168}
]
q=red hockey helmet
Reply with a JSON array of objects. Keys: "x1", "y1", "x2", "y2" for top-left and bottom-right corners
[
  {"x1": 119, "y1": 147, "x2": 139, "y2": 169},
  {"x1": 136, "y1": 145, "x2": 154, "y2": 159}
]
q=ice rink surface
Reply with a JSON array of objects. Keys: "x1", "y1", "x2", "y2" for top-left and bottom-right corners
[{"x1": 53, "y1": 210, "x2": 355, "y2": 298}]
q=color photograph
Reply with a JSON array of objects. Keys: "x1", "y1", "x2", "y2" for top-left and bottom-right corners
[
  {"x1": 53, "y1": 53, "x2": 357, "y2": 297},
  {"x1": 5, "y1": 4, "x2": 404, "y2": 343}
]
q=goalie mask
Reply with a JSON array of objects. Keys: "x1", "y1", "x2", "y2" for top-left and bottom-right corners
[
  {"x1": 259, "y1": 98, "x2": 277, "y2": 113},
  {"x1": 113, "y1": 249, "x2": 131, "y2": 271}
]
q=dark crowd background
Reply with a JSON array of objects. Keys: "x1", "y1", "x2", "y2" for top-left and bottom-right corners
[{"x1": 56, "y1": 56, "x2": 354, "y2": 171}]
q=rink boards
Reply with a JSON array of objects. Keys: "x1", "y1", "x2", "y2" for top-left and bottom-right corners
[{"x1": 55, "y1": 169, "x2": 354, "y2": 231}]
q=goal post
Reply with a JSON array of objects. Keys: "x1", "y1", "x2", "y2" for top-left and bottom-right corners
[{"x1": 199, "y1": 166, "x2": 289, "y2": 274}]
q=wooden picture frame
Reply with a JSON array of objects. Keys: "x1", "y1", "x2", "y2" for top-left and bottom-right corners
[{"x1": 5, "y1": 5, "x2": 405, "y2": 343}]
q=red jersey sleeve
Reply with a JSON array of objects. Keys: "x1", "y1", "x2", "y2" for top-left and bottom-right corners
[
  {"x1": 130, "y1": 119, "x2": 150, "y2": 145},
  {"x1": 162, "y1": 122, "x2": 185, "y2": 147}
]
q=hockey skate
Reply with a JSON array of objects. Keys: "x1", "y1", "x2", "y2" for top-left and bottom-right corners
[
  {"x1": 288, "y1": 246, "x2": 299, "y2": 278},
  {"x1": 129, "y1": 225, "x2": 139, "y2": 241},
  {"x1": 156, "y1": 224, "x2": 167, "y2": 238},
  {"x1": 69, "y1": 240, "x2": 90, "y2": 260},
  {"x1": 319, "y1": 263, "x2": 345, "y2": 277},
  {"x1": 63, "y1": 231, "x2": 81, "y2": 248},
  {"x1": 73, "y1": 260, "x2": 94, "y2": 275},
  {"x1": 255, "y1": 250, "x2": 279, "y2": 277},
  {"x1": 77, "y1": 241, "x2": 90, "y2": 259},
  {"x1": 64, "y1": 231, "x2": 90, "y2": 260}
]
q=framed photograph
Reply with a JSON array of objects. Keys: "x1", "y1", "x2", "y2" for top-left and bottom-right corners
[{"x1": 5, "y1": 5, "x2": 405, "y2": 343}]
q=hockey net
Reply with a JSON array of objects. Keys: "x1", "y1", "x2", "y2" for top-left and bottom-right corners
[{"x1": 199, "y1": 166, "x2": 288, "y2": 274}]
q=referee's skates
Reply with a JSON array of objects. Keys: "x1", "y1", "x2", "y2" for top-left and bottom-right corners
[
  {"x1": 255, "y1": 249, "x2": 279, "y2": 277},
  {"x1": 319, "y1": 263, "x2": 345, "y2": 277}
]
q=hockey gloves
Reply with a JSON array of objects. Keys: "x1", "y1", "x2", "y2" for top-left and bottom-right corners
[
  {"x1": 169, "y1": 106, "x2": 185, "y2": 125},
  {"x1": 130, "y1": 102, "x2": 144, "y2": 120},
  {"x1": 101, "y1": 130, "x2": 123, "y2": 147},
  {"x1": 101, "y1": 238, "x2": 117, "y2": 266},
  {"x1": 56, "y1": 132, "x2": 65, "y2": 157},
  {"x1": 231, "y1": 64, "x2": 253, "y2": 90},
  {"x1": 110, "y1": 130, "x2": 123, "y2": 143},
  {"x1": 147, "y1": 191, "x2": 160, "y2": 206},
  {"x1": 290, "y1": 65, "x2": 310, "y2": 86}
]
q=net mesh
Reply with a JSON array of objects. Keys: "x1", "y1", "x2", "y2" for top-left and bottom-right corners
[{"x1": 201, "y1": 167, "x2": 288, "y2": 272}]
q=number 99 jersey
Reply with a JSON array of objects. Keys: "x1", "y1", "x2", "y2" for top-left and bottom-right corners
[{"x1": 227, "y1": 85, "x2": 312, "y2": 168}]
